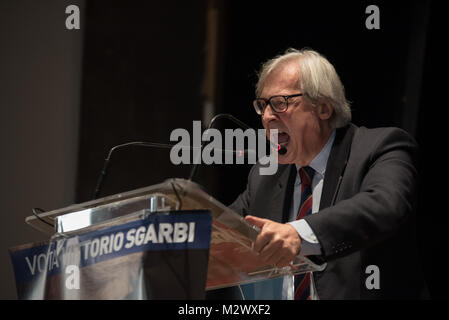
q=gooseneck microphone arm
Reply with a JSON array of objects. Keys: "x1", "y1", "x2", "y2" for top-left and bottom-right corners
[
  {"x1": 92, "y1": 138, "x2": 254, "y2": 200},
  {"x1": 216, "y1": 114, "x2": 287, "y2": 155},
  {"x1": 209, "y1": 113, "x2": 252, "y2": 130},
  {"x1": 93, "y1": 114, "x2": 284, "y2": 199},
  {"x1": 92, "y1": 142, "x2": 173, "y2": 200},
  {"x1": 187, "y1": 113, "x2": 287, "y2": 182},
  {"x1": 188, "y1": 114, "x2": 252, "y2": 182},
  {"x1": 209, "y1": 114, "x2": 287, "y2": 155}
]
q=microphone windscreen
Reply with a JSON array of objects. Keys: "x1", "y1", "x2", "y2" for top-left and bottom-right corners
[{"x1": 278, "y1": 146, "x2": 287, "y2": 155}]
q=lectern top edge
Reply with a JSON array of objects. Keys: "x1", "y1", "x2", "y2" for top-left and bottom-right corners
[{"x1": 25, "y1": 178, "x2": 211, "y2": 235}]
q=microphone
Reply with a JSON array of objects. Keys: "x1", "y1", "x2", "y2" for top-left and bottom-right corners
[
  {"x1": 92, "y1": 141, "x2": 254, "y2": 199},
  {"x1": 188, "y1": 114, "x2": 258, "y2": 181},
  {"x1": 188, "y1": 113, "x2": 286, "y2": 182},
  {"x1": 93, "y1": 114, "x2": 284, "y2": 198},
  {"x1": 279, "y1": 145, "x2": 287, "y2": 155},
  {"x1": 93, "y1": 142, "x2": 172, "y2": 200},
  {"x1": 207, "y1": 114, "x2": 287, "y2": 155}
]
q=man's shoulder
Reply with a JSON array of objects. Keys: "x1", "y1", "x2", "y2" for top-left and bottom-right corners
[
  {"x1": 348, "y1": 124, "x2": 418, "y2": 162},
  {"x1": 353, "y1": 124, "x2": 412, "y2": 138},
  {"x1": 352, "y1": 124, "x2": 417, "y2": 148}
]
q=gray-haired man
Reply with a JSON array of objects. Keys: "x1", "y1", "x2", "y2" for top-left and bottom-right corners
[{"x1": 228, "y1": 48, "x2": 427, "y2": 299}]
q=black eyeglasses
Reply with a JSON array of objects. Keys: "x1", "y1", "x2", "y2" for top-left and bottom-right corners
[{"x1": 253, "y1": 93, "x2": 303, "y2": 115}]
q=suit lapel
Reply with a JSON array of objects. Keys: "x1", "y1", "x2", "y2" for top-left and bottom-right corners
[
  {"x1": 254, "y1": 124, "x2": 356, "y2": 221},
  {"x1": 319, "y1": 124, "x2": 356, "y2": 210},
  {"x1": 280, "y1": 165, "x2": 297, "y2": 222},
  {"x1": 254, "y1": 164, "x2": 296, "y2": 223}
]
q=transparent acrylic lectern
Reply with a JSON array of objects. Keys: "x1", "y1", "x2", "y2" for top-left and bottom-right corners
[{"x1": 18, "y1": 178, "x2": 325, "y2": 298}]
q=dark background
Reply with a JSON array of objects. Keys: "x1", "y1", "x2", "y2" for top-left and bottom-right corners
[{"x1": 0, "y1": 0, "x2": 445, "y2": 299}]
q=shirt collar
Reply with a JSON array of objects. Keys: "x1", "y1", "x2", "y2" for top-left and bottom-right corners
[{"x1": 295, "y1": 130, "x2": 336, "y2": 178}]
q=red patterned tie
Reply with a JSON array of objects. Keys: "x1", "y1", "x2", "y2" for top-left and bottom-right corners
[{"x1": 294, "y1": 166, "x2": 315, "y2": 300}]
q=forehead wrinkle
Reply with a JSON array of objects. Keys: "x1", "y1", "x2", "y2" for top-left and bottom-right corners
[{"x1": 261, "y1": 61, "x2": 301, "y2": 98}]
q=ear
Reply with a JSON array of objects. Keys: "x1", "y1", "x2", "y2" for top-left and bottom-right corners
[{"x1": 316, "y1": 102, "x2": 333, "y2": 121}]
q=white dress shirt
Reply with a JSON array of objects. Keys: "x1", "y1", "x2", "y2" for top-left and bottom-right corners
[{"x1": 281, "y1": 130, "x2": 336, "y2": 300}]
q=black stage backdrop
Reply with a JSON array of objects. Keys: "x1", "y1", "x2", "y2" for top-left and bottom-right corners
[
  {"x1": 76, "y1": 0, "x2": 446, "y2": 299},
  {"x1": 76, "y1": 1, "x2": 207, "y2": 201}
]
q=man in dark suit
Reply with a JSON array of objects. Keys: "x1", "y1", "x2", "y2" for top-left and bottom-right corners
[{"x1": 228, "y1": 48, "x2": 427, "y2": 299}]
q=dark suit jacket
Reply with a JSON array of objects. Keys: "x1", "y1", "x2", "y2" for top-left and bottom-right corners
[{"x1": 226, "y1": 123, "x2": 427, "y2": 299}]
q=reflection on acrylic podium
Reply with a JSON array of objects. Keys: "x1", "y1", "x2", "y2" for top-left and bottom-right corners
[{"x1": 10, "y1": 178, "x2": 325, "y2": 299}]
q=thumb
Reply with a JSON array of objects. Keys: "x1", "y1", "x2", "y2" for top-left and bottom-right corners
[{"x1": 245, "y1": 215, "x2": 269, "y2": 228}]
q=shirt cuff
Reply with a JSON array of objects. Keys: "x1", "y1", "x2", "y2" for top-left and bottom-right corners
[{"x1": 288, "y1": 219, "x2": 322, "y2": 256}]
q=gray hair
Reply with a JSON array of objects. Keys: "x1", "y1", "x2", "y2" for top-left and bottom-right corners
[{"x1": 255, "y1": 48, "x2": 351, "y2": 128}]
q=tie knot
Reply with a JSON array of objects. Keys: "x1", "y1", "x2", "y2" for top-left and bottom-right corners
[{"x1": 299, "y1": 166, "x2": 315, "y2": 187}]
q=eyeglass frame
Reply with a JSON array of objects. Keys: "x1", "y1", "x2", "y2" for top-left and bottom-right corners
[{"x1": 253, "y1": 93, "x2": 303, "y2": 115}]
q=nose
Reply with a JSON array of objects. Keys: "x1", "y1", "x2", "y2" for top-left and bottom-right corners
[{"x1": 262, "y1": 103, "x2": 279, "y2": 123}]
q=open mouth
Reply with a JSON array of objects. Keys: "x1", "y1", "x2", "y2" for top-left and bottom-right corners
[
  {"x1": 275, "y1": 131, "x2": 290, "y2": 154},
  {"x1": 268, "y1": 128, "x2": 290, "y2": 154},
  {"x1": 278, "y1": 131, "x2": 290, "y2": 146}
]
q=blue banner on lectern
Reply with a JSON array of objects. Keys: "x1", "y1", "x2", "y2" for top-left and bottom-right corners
[{"x1": 9, "y1": 210, "x2": 212, "y2": 300}]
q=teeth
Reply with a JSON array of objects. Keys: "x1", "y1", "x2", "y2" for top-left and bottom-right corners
[{"x1": 270, "y1": 128, "x2": 288, "y2": 135}]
